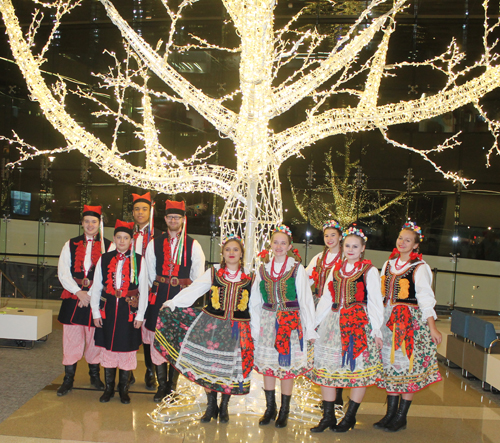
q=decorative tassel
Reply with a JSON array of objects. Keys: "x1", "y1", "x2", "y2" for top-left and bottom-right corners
[
  {"x1": 149, "y1": 293, "x2": 157, "y2": 305},
  {"x1": 299, "y1": 335, "x2": 304, "y2": 352},
  {"x1": 239, "y1": 381, "x2": 243, "y2": 392},
  {"x1": 130, "y1": 244, "x2": 138, "y2": 285},
  {"x1": 342, "y1": 335, "x2": 356, "y2": 372},
  {"x1": 100, "y1": 309, "x2": 106, "y2": 319},
  {"x1": 231, "y1": 321, "x2": 239, "y2": 340},
  {"x1": 278, "y1": 352, "x2": 291, "y2": 367},
  {"x1": 100, "y1": 217, "x2": 105, "y2": 253},
  {"x1": 390, "y1": 327, "x2": 396, "y2": 365},
  {"x1": 149, "y1": 203, "x2": 155, "y2": 243},
  {"x1": 128, "y1": 306, "x2": 133, "y2": 322},
  {"x1": 409, "y1": 347, "x2": 414, "y2": 372}
]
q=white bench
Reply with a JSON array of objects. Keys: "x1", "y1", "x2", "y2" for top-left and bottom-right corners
[{"x1": 0, "y1": 308, "x2": 52, "y2": 348}]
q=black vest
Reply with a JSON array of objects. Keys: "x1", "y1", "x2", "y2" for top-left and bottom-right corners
[
  {"x1": 382, "y1": 261, "x2": 423, "y2": 307},
  {"x1": 58, "y1": 234, "x2": 111, "y2": 326},
  {"x1": 94, "y1": 250, "x2": 143, "y2": 352},
  {"x1": 202, "y1": 268, "x2": 254, "y2": 321},
  {"x1": 330, "y1": 263, "x2": 373, "y2": 311},
  {"x1": 145, "y1": 234, "x2": 196, "y2": 331}
]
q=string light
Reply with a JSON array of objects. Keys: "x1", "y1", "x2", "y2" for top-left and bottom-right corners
[{"x1": 1, "y1": 0, "x2": 500, "y2": 268}]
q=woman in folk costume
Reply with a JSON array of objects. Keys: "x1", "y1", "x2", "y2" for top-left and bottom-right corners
[
  {"x1": 306, "y1": 220, "x2": 343, "y2": 307},
  {"x1": 90, "y1": 220, "x2": 148, "y2": 404},
  {"x1": 305, "y1": 220, "x2": 346, "y2": 411},
  {"x1": 374, "y1": 221, "x2": 442, "y2": 432},
  {"x1": 250, "y1": 225, "x2": 318, "y2": 429},
  {"x1": 156, "y1": 235, "x2": 254, "y2": 424},
  {"x1": 308, "y1": 226, "x2": 384, "y2": 433}
]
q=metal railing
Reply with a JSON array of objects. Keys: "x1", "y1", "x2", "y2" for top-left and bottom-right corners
[{"x1": 0, "y1": 269, "x2": 27, "y2": 298}]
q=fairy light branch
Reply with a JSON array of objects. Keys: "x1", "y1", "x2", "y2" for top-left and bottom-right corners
[{"x1": 378, "y1": 129, "x2": 475, "y2": 185}]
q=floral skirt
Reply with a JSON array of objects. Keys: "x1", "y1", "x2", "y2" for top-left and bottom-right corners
[
  {"x1": 253, "y1": 309, "x2": 313, "y2": 379},
  {"x1": 154, "y1": 307, "x2": 254, "y2": 395},
  {"x1": 307, "y1": 308, "x2": 382, "y2": 388},
  {"x1": 378, "y1": 304, "x2": 442, "y2": 393}
]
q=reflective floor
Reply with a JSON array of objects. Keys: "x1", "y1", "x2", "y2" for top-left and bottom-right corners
[{"x1": 0, "y1": 319, "x2": 499, "y2": 443}]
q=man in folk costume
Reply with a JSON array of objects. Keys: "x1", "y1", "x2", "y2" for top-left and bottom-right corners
[
  {"x1": 145, "y1": 200, "x2": 205, "y2": 401},
  {"x1": 131, "y1": 192, "x2": 162, "y2": 390},
  {"x1": 57, "y1": 205, "x2": 113, "y2": 396}
]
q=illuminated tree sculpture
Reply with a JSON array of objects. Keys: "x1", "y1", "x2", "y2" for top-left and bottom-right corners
[
  {"x1": 1, "y1": 0, "x2": 500, "y2": 266},
  {"x1": 288, "y1": 135, "x2": 406, "y2": 228}
]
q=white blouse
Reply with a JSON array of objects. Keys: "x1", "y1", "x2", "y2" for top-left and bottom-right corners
[
  {"x1": 305, "y1": 250, "x2": 340, "y2": 281},
  {"x1": 381, "y1": 259, "x2": 437, "y2": 321},
  {"x1": 249, "y1": 258, "x2": 319, "y2": 343},
  {"x1": 315, "y1": 262, "x2": 384, "y2": 338}
]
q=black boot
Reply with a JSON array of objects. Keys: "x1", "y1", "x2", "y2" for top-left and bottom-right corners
[
  {"x1": 167, "y1": 364, "x2": 180, "y2": 394},
  {"x1": 275, "y1": 394, "x2": 292, "y2": 428},
  {"x1": 88, "y1": 364, "x2": 104, "y2": 390},
  {"x1": 385, "y1": 399, "x2": 411, "y2": 432},
  {"x1": 200, "y1": 391, "x2": 219, "y2": 423},
  {"x1": 259, "y1": 390, "x2": 277, "y2": 425},
  {"x1": 310, "y1": 400, "x2": 337, "y2": 432},
  {"x1": 334, "y1": 387, "x2": 344, "y2": 407},
  {"x1": 154, "y1": 363, "x2": 168, "y2": 402},
  {"x1": 373, "y1": 395, "x2": 399, "y2": 429},
  {"x1": 334, "y1": 399, "x2": 360, "y2": 432},
  {"x1": 129, "y1": 371, "x2": 136, "y2": 385},
  {"x1": 143, "y1": 344, "x2": 156, "y2": 390},
  {"x1": 57, "y1": 363, "x2": 77, "y2": 396},
  {"x1": 219, "y1": 394, "x2": 231, "y2": 423},
  {"x1": 118, "y1": 370, "x2": 131, "y2": 404},
  {"x1": 99, "y1": 367, "x2": 116, "y2": 403}
]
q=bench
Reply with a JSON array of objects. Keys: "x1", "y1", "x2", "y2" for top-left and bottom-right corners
[{"x1": 446, "y1": 310, "x2": 500, "y2": 391}]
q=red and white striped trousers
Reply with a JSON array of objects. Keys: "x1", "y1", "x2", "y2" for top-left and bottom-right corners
[{"x1": 62, "y1": 325, "x2": 101, "y2": 365}]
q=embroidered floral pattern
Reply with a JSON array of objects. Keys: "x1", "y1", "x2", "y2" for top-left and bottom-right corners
[
  {"x1": 211, "y1": 286, "x2": 221, "y2": 309},
  {"x1": 398, "y1": 279, "x2": 410, "y2": 299},
  {"x1": 275, "y1": 310, "x2": 303, "y2": 359},
  {"x1": 237, "y1": 289, "x2": 249, "y2": 311},
  {"x1": 161, "y1": 235, "x2": 180, "y2": 276},
  {"x1": 339, "y1": 305, "x2": 369, "y2": 368},
  {"x1": 105, "y1": 254, "x2": 131, "y2": 298}
]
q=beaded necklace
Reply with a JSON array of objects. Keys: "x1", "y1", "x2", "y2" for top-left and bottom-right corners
[{"x1": 270, "y1": 257, "x2": 288, "y2": 281}]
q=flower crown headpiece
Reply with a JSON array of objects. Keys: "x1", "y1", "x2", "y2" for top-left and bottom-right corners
[
  {"x1": 273, "y1": 225, "x2": 293, "y2": 241},
  {"x1": 222, "y1": 233, "x2": 243, "y2": 246},
  {"x1": 323, "y1": 219, "x2": 342, "y2": 231},
  {"x1": 402, "y1": 220, "x2": 424, "y2": 242},
  {"x1": 343, "y1": 226, "x2": 368, "y2": 242}
]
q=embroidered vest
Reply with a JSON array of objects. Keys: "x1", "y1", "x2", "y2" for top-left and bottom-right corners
[
  {"x1": 202, "y1": 268, "x2": 254, "y2": 321},
  {"x1": 154, "y1": 233, "x2": 194, "y2": 278},
  {"x1": 68, "y1": 234, "x2": 111, "y2": 281},
  {"x1": 330, "y1": 263, "x2": 373, "y2": 311},
  {"x1": 99, "y1": 250, "x2": 142, "y2": 311},
  {"x1": 312, "y1": 250, "x2": 337, "y2": 298},
  {"x1": 259, "y1": 262, "x2": 300, "y2": 312},
  {"x1": 381, "y1": 261, "x2": 423, "y2": 307}
]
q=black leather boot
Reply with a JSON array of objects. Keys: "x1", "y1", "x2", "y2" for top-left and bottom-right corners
[
  {"x1": 88, "y1": 364, "x2": 105, "y2": 390},
  {"x1": 334, "y1": 387, "x2": 344, "y2": 406},
  {"x1": 259, "y1": 390, "x2": 277, "y2": 425},
  {"x1": 373, "y1": 395, "x2": 399, "y2": 429},
  {"x1": 200, "y1": 391, "x2": 219, "y2": 423},
  {"x1": 129, "y1": 371, "x2": 135, "y2": 385},
  {"x1": 154, "y1": 363, "x2": 168, "y2": 402},
  {"x1": 219, "y1": 394, "x2": 231, "y2": 423},
  {"x1": 385, "y1": 399, "x2": 411, "y2": 432},
  {"x1": 99, "y1": 367, "x2": 116, "y2": 403},
  {"x1": 167, "y1": 364, "x2": 180, "y2": 394},
  {"x1": 118, "y1": 370, "x2": 131, "y2": 404},
  {"x1": 57, "y1": 363, "x2": 77, "y2": 396},
  {"x1": 143, "y1": 344, "x2": 156, "y2": 390},
  {"x1": 275, "y1": 394, "x2": 292, "y2": 428},
  {"x1": 334, "y1": 399, "x2": 360, "y2": 432},
  {"x1": 310, "y1": 400, "x2": 337, "y2": 432}
]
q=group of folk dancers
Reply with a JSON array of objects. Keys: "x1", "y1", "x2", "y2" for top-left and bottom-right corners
[{"x1": 56, "y1": 194, "x2": 442, "y2": 433}]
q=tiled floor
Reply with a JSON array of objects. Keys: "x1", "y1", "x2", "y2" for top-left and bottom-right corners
[{"x1": 0, "y1": 318, "x2": 499, "y2": 442}]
